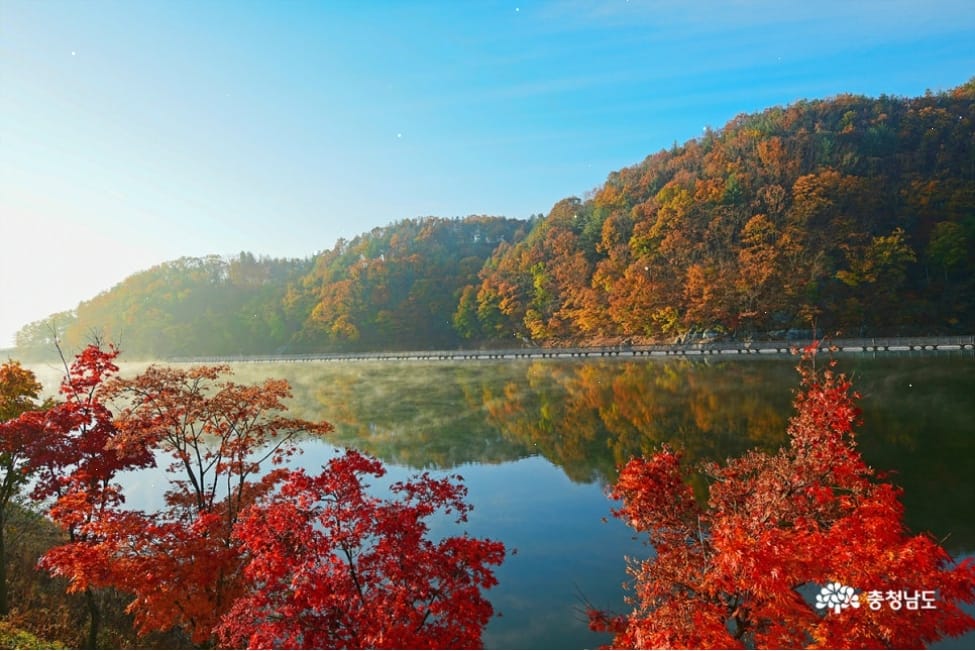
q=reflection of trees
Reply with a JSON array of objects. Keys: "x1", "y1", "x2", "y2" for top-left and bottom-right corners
[
  {"x1": 481, "y1": 359, "x2": 794, "y2": 484},
  {"x1": 224, "y1": 356, "x2": 974, "y2": 553},
  {"x1": 228, "y1": 361, "x2": 534, "y2": 469},
  {"x1": 846, "y1": 357, "x2": 975, "y2": 554},
  {"x1": 479, "y1": 356, "x2": 974, "y2": 553}
]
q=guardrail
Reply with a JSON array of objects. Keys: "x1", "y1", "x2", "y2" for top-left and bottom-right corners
[{"x1": 167, "y1": 335, "x2": 975, "y2": 364}]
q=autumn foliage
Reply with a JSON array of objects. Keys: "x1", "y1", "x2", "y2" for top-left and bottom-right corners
[
  {"x1": 0, "y1": 360, "x2": 49, "y2": 616},
  {"x1": 6, "y1": 345, "x2": 157, "y2": 648},
  {"x1": 218, "y1": 449, "x2": 506, "y2": 649},
  {"x1": 16, "y1": 345, "x2": 506, "y2": 648},
  {"x1": 590, "y1": 349, "x2": 975, "y2": 648},
  {"x1": 15, "y1": 83, "x2": 975, "y2": 360},
  {"x1": 37, "y1": 359, "x2": 331, "y2": 643},
  {"x1": 466, "y1": 86, "x2": 975, "y2": 345}
]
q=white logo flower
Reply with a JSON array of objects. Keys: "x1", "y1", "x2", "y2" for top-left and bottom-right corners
[{"x1": 816, "y1": 582, "x2": 861, "y2": 614}]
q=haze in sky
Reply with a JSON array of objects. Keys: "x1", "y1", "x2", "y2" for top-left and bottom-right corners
[{"x1": 1, "y1": 0, "x2": 973, "y2": 348}]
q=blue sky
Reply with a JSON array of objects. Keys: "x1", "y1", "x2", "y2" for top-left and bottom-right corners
[{"x1": 1, "y1": 0, "x2": 973, "y2": 348}]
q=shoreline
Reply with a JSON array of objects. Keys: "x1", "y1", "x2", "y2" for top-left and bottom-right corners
[{"x1": 165, "y1": 335, "x2": 975, "y2": 365}]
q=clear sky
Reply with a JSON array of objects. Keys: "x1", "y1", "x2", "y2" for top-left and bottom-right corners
[{"x1": 1, "y1": 0, "x2": 973, "y2": 348}]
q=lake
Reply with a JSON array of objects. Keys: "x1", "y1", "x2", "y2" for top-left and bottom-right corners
[{"x1": 30, "y1": 351, "x2": 975, "y2": 648}]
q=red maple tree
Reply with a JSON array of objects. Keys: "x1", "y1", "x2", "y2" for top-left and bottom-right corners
[
  {"x1": 590, "y1": 349, "x2": 975, "y2": 648},
  {"x1": 36, "y1": 354, "x2": 506, "y2": 647},
  {"x1": 217, "y1": 448, "x2": 507, "y2": 649},
  {"x1": 31, "y1": 344, "x2": 156, "y2": 500},
  {"x1": 30, "y1": 344, "x2": 156, "y2": 648},
  {"x1": 45, "y1": 362, "x2": 335, "y2": 644}
]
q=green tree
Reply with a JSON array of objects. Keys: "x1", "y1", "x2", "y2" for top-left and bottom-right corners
[{"x1": 926, "y1": 221, "x2": 967, "y2": 281}]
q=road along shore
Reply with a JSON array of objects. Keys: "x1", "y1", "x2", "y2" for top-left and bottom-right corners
[{"x1": 169, "y1": 335, "x2": 975, "y2": 364}]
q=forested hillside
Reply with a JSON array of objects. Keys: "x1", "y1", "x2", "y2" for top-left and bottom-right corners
[
  {"x1": 283, "y1": 216, "x2": 529, "y2": 352},
  {"x1": 14, "y1": 217, "x2": 529, "y2": 358},
  {"x1": 461, "y1": 81, "x2": 975, "y2": 345},
  {"x1": 15, "y1": 254, "x2": 314, "y2": 358},
  {"x1": 13, "y1": 82, "x2": 975, "y2": 358}
]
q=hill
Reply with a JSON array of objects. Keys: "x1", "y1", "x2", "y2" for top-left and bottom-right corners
[
  {"x1": 14, "y1": 254, "x2": 314, "y2": 359},
  {"x1": 14, "y1": 217, "x2": 528, "y2": 359},
  {"x1": 13, "y1": 81, "x2": 975, "y2": 357},
  {"x1": 462, "y1": 80, "x2": 975, "y2": 345},
  {"x1": 283, "y1": 215, "x2": 529, "y2": 352}
]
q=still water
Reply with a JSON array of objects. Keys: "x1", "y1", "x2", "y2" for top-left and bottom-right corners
[{"x1": 47, "y1": 352, "x2": 975, "y2": 648}]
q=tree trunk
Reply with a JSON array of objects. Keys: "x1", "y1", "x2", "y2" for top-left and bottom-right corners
[{"x1": 85, "y1": 587, "x2": 101, "y2": 649}]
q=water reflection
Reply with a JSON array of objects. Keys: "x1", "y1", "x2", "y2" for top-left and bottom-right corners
[
  {"x1": 31, "y1": 354, "x2": 971, "y2": 648},
  {"x1": 477, "y1": 358, "x2": 793, "y2": 485},
  {"x1": 229, "y1": 355, "x2": 974, "y2": 554}
]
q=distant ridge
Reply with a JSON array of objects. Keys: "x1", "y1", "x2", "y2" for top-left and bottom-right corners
[{"x1": 14, "y1": 80, "x2": 975, "y2": 360}]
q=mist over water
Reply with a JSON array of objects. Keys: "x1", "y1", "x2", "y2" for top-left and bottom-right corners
[{"x1": 25, "y1": 352, "x2": 975, "y2": 648}]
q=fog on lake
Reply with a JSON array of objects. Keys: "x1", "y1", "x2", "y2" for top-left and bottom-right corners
[{"x1": 27, "y1": 352, "x2": 975, "y2": 649}]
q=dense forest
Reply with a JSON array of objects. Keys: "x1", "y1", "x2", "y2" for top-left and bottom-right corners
[
  {"x1": 14, "y1": 217, "x2": 529, "y2": 358},
  {"x1": 13, "y1": 81, "x2": 975, "y2": 358},
  {"x1": 464, "y1": 80, "x2": 975, "y2": 344}
]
